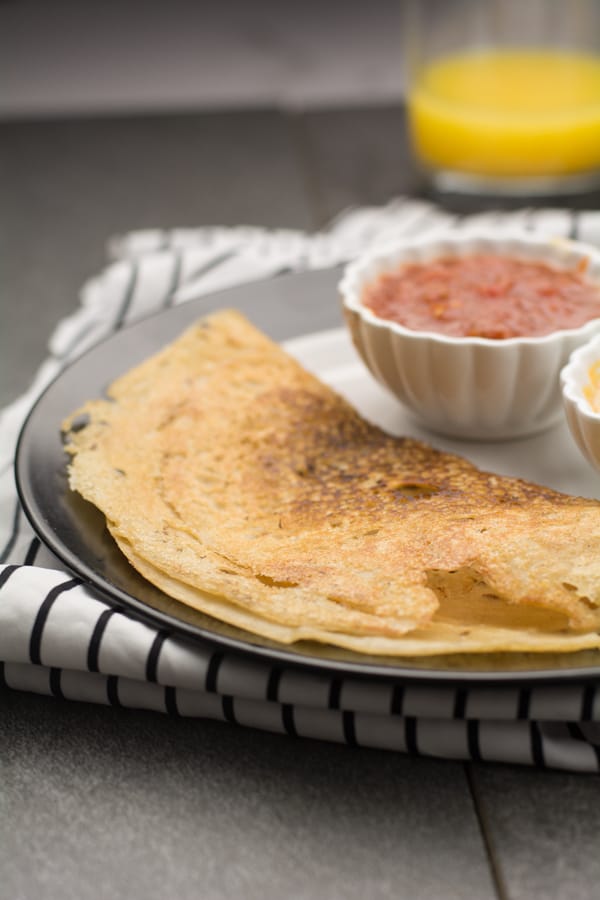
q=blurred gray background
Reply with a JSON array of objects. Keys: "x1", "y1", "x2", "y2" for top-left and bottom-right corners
[
  {"x1": 0, "y1": 0, "x2": 405, "y2": 117},
  {"x1": 0, "y1": 0, "x2": 411, "y2": 405}
]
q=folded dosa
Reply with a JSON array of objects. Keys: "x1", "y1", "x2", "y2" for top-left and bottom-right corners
[{"x1": 62, "y1": 310, "x2": 600, "y2": 655}]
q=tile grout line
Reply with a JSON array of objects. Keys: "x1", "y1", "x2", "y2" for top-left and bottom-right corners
[{"x1": 465, "y1": 763, "x2": 510, "y2": 900}]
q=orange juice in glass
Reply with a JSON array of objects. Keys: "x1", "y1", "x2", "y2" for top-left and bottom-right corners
[{"x1": 405, "y1": 0, "x2": 600, "y2": 195}]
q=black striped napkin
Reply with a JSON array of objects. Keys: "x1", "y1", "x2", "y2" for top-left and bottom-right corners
[{"x1": 3, "y1": 198, "x2": 600, "y2": 772}]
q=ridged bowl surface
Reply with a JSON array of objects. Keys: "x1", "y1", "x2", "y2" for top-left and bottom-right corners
[
  {"x1": 561, "y1": 335, "x2": 600, "y2": 471},
  {"x1": 340, "y1": 230, "x2": 600, "y2": 440}
]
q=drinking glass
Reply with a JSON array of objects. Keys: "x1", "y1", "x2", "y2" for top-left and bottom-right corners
[{"x1": 404, "y1": 0, "x2": 600, "y2": 196}]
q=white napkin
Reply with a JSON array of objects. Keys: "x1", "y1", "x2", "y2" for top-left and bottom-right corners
[{"x1": 3, "y1": 198, "x2": 600, "y2": 772}]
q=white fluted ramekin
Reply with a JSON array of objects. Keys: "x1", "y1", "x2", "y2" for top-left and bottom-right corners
[
  {"x1": 561, "y1": 335, "x2": 600, "y2": 471},
  {"x1": 340, "y1": 229, "x2": 600, "y2": 440}
]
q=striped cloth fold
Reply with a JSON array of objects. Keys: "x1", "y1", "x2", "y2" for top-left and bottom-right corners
[{"x1": 2, "y1": 197, "x2": 600, "y2": 772}]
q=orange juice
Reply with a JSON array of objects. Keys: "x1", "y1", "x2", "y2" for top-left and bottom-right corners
[{"x1": 407, "y1": 50, "x2": 600, "y2": 179}]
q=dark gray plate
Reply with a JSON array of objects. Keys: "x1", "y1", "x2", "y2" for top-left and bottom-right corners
[{"x1": 15, "y1": 268, "x2": 600, "y2": 683}]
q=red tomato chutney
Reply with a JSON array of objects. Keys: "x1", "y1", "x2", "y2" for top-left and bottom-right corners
[{"x1": 362, "y1": 254, "x2": 600, "y2": 339}]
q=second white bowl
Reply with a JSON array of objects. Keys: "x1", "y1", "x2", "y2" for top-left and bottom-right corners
[{"x1": 561, "y1": 334, "x2": 600, "y2": 472}]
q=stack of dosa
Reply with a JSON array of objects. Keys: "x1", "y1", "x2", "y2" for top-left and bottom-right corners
[{"x1": 62, "y1": 310, "x2": 600, "y2": 655}]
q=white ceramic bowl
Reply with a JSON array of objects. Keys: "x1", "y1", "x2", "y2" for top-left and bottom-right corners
[
  {"x1": 340, "y1": 229, "x2": 600, "y2": 440},
  {"x1": 561, "y1": 335, "x2": 600, "y2": 471}
]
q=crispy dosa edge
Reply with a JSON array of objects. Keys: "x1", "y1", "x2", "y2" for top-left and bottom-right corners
[{"x1": 116, "y1": 538, "x2": 600, "y2": 655}]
